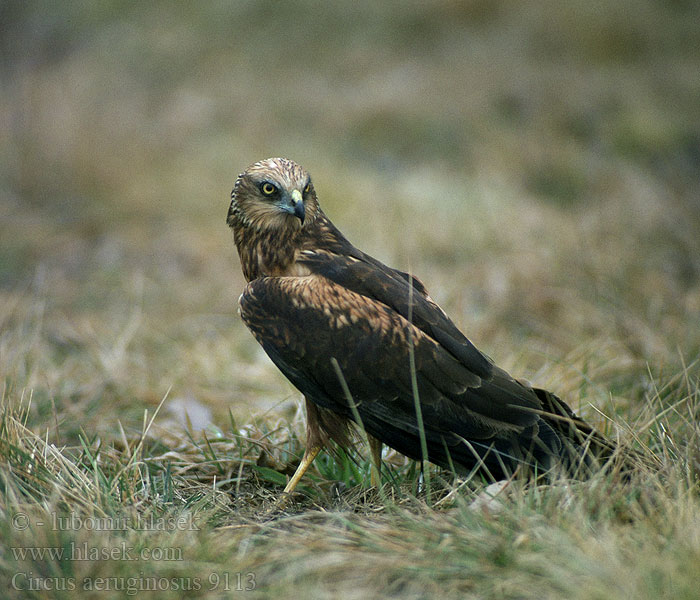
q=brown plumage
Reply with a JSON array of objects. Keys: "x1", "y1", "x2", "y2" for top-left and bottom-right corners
[{"x1": 227, "y1": 157, "x2": 619, "y2": 498}]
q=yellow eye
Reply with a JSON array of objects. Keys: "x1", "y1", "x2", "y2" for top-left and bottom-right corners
[
  {"x1": 261, "y1": 182, "x2": 277, "y2": 196},
  {"x1": 303, "y1": 183, "x2": 311, "y2": 194}
]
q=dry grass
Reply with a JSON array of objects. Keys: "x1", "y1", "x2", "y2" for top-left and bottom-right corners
[{"x1": 2, "y1": 1, "x2": 700, "y2": 598}]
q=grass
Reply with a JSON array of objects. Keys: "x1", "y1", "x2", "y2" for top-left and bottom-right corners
[
  {"x1": 1, "y1": 376, "x2": 699, "y2": 599},
  {"x1": 2, "y1": 1, "x2": 700, "y2": 597}
]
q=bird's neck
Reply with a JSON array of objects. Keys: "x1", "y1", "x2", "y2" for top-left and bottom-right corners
[
  {"x1": 234, "y1": 224, "x2": 301, "y2": 281},
  {"x1": 233, "y1": 211, "x2": 352, "y2": 281}
]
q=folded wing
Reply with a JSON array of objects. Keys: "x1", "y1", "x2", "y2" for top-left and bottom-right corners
[{"x1": 239, "y1": 273, "x2": 564, "y2": 476}]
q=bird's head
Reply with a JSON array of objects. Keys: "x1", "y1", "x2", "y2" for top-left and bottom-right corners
[{"x1": 227, "y1": 158, "x2": 318, "y2": 232}]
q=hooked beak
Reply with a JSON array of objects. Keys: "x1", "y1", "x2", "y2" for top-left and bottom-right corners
[{"x1": 287, "y1": 189, "x2": 305, "y2": 224}]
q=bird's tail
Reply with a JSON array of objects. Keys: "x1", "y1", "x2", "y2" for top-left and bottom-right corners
[{"x1": 532, "y1": 388, "x2": 641, "y2": 478}]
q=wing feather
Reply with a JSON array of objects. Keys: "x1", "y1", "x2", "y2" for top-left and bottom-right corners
[
  {"x1": 239, "y1": 276, "x2": 541, "y2": 444},
  {"x1": 297, "y1": 251, "x2": 493, "y2": 379}
]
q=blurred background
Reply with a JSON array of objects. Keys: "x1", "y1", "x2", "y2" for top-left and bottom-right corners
[{"x1": 1, "y1": 0, "x2": 699, "y2": 438}]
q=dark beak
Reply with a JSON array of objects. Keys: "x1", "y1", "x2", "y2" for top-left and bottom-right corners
[{"x1": 288, "y1": 189, "x2": 305, "y2": 224}]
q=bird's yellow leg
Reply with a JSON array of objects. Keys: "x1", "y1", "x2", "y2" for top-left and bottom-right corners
[
  {"x1": 368, "y1": 434, "x2": 383, "y2": 488},
  {"x1": 283, "y1": 444, "x2": 322, "y2": 495},
  {"x1": 275, "y1": 444, "x2": 322, "y2": 509}
]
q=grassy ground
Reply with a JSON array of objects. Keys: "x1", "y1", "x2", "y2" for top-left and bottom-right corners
[{"x1": 2, "y1": 1, "x2": 699, "y2": 598}]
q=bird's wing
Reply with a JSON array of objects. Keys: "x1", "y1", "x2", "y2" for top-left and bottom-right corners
[
  {"x1": 297, "y1": 250, "x2": 494, "y2": 379},
  {"x1": 239, "y1": 275, "x2": 542, "y2": 445}
]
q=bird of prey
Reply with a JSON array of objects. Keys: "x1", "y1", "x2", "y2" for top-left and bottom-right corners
[{"x1": 227, "y1": 157, "x2": 616, "y2": 499}]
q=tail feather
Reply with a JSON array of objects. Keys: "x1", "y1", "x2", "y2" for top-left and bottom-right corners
[
  {"x1": 533, "y1": 388, "x2": 641, "y2": 477},
  {"x1": 356, "y1": 388, "x2": 641, "y2": 481}
]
